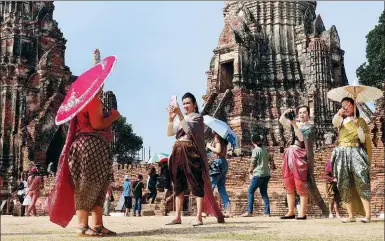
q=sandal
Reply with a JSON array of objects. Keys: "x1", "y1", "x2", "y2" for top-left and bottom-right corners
[
  {"x1": 76, "y1": 226, "x2": 102, "y2": 237},
  {"x1": 360, "y1": 217, "x2": 371, "y2": 223},
  {"x1": 94, "y1": 225, "x2": 117, "y2": 237},
  {"x1": 165, "y1": 219, "x2": 182, "y2": 225},
  {"x1": 341, "y1": 217, "x2": 356, "y2": 223},
  {"x1": 190, "y1": 220, "x2": 203, "y2": 226}
]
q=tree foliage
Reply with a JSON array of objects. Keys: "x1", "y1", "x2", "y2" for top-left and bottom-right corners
[
  {"x1": 112, "y1": 116, "x2": 143, "y2": 164},
  {"x1": 356, "y1": 11, "x2": 385, "y2": 89}
]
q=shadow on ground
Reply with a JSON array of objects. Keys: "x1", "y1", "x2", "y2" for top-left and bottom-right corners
[{"x1": 118, "y1": 225, "x2": 268, "y2": 237}]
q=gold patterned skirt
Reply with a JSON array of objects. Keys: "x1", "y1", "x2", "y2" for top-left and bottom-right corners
[
  {"x1": 69, "y1": 132, "x2": 112, "y2": 211},
  {"x1": 331, "y1": 146, "x2": 370, "y2": 216},
  {"x1": 325, "y1": 182, "x2": 341, "y2": 203}
]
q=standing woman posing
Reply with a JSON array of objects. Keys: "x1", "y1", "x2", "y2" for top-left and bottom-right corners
[
  {"x1": 166, "y1": 92, "x2": 224, "y2": 226},
  {"x1": 331, "y1": 97, "x2": 372, "y2": 223}
]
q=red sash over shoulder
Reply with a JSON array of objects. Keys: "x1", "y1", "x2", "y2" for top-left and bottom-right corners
[
  {"x1": 45, "y1": 118, "x2": 77, "y2": 228},
  {"x1": 179, "y1": 113, "x2": 224, "y2": 223}
]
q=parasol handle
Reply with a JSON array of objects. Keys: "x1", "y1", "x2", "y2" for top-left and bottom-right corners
[{"x1": 353, "y1": 87, "x2": 357, "y2": 118}]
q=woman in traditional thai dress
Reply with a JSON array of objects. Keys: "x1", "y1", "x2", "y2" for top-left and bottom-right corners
[
  {"x1": 279, "y1": 106, "x2": 315, "y2": 220},
  {"x1": 47, "y1": 87, "x2": 120, "y2": 237},
  {"x1": 166, "y1": 92, "x2": 224, "y2": 226},
  {"x1": 331, "y1": 97, "x2": 372, "y2": 223},
  {"x1": 25, "y1": 167, "x2": 43, "y2": 216}
]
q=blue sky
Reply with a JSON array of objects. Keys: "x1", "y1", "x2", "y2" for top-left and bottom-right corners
[{"x1": 53, "y1": 1, "x2": 384, "y2": 159}]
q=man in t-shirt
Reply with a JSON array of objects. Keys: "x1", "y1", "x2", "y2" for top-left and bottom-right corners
[
  {"x1": 242, "y1": 135, "x2": 275, "y2": 217},
  {"x1": 132, "y1": 174, "x2": 144, "y2": 217},
  {"x1": 123, "y1": 175, "x2": 132, "y2": 216}
]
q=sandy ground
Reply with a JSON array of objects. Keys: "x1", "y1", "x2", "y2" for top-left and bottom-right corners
[{"x1": 1, "y1": 215, "x2": 384, "y2": 241}]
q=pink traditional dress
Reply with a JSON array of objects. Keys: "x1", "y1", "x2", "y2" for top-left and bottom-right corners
[
  {"x1": 279, "y1": 116, "x2": 315, "y2": 196},
  {"x1": 26, "y1": 168, "x2": 43, "y2": 216},
  {"x1": 46, "y1": 97, "x2": 113, "y2": 227}
]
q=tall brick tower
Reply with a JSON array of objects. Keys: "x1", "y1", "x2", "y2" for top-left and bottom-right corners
[
  {"x1": 202, "y1": 1, "x2": 351, "y2": 153},
  {"x1": 201, "y1": 0, "x2": 361, "y2": 216},
  {"x1": 0, "y1": 2, "x2": 74, "y2": 194}
]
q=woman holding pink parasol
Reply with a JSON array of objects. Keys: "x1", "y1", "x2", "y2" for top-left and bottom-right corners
[{"x1": 46, "y1": 56, "x2": 120, "y2": 237}]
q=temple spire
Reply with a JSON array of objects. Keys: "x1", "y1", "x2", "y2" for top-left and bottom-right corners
[{"x1": 93, "y1": 49, "x2": 101, "y2": 65}]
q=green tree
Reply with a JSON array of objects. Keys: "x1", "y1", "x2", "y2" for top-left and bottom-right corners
[
  {"x1": 112, "y1": 116, "x2": 143, "y2": 164},
  {"x1": 356, "y1": 11, "x2": 385, "y2": 88}
]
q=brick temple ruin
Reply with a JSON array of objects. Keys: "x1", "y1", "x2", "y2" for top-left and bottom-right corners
[
  {"x1": 198, "y1": 1, "x2": 384, "y2": 217},
  {"x1": 4, "y1": 1, "x2": 385, "y2": 217},
  {"x1": 0, "y1": 2, "x2": 75, "y2": 195},
  {"x1": 0, "y1": 2, "x2": 118, "y2": 209}
]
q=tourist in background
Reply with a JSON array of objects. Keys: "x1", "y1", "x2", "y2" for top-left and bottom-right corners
[
  {"x1": 241, "y1": 134, "x2": 274, "y2": 217},
  {"x1": 132, "y1": 174, "x2": 144, "y2": 217},
  {"x1": 25, "y1": 167, "x2": 43, "y2": 216},
  {"x1": 123, "y1": 175, "x2": 132, "y2": 216},
  {"x1": 146, "y1": 167, "x2": 159, "y2": 204},
  {"x1": 103, "y1": 181, "x2": 114, "y2": 216},
  {"x1": 324, "y1": 160, "x2": 341, "y2": 219},
  {"x1": 159, "y1": 162, "x2": 172, "y2": 201},
  {"x1": 279, "y1": 106, "x2": 315, "y2": 220},
  {"x1": 17, "y1": 178, "x2": 28, "y2": 216},
  {"x1": 166, "y1": 92, "x2": 224, "y2": 226},
  {"x1": 17, "y1": 179, "x2": 28, "y2": 217},
  {"x1": 46, "y1": 162, "x2": 57, "y2": 177},
  {"x1": 331, "y1": 97, "x2": 372, "y2": 223},
  {"x1": 206, "y1": 131, "x2": 231, "y2": 217}
]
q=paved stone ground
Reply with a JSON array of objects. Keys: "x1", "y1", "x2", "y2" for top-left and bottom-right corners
[{"x1": 1, "y1": 215, "x2": 384, "y2": 241}]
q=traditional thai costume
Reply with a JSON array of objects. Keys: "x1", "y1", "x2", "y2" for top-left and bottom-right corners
[
  {"x1": 46, "y1": 98, "x2": 113, "y2": 227},
  {"x1": 279, "y1": 116, "x2": 315, "y2": 196},
  {"x1": 324, "y1": 160, "x2": 341, "y2": 204},
  {"x1": 167, "y1": 112, "x2": 224, "y2": 223},
  {"x1": 331, "y1": 115, "x2": 372, "y2": 216},
  {"x1": 26, "y1": 169, "x2": 43, "y2": 216}
]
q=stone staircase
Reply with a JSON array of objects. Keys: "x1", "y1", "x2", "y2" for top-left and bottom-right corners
[{"x1": 131, "y1": 191, "x2": 170, "y2": 216}]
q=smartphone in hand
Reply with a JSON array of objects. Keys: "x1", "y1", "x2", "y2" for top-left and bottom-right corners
[{"x1": 170, "y1": 95, "x2": 177, "y2": 107}]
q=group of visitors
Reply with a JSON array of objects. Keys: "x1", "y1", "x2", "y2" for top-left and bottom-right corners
[
  {"x1": 16, "y1": 167, "x2": 44, "y2": 217},
  {"x1": 276, "y1": 97, "x2": 371, "y2": 223},
  {"x1": 41, "y1": 82, "x2": 372, "y2": 238}
]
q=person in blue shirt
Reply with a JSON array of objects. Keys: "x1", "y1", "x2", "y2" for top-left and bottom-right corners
[{"x1": 123, "y1": 175, "x2": 132, "y2": 216}]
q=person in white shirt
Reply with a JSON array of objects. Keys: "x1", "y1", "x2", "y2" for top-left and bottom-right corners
[{"x1": 17, "y1": 178, "x2": 27, "y2": 216}]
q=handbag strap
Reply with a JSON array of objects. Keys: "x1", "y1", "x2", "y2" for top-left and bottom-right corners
[{"x1": 133, "y1": 181, "x2": 142, "y2": 193}]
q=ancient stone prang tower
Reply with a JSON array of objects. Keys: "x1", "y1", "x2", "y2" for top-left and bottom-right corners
[
  {"x1": 0, "y1": 2, "x2": 74, "y2": 191},
  {"x1": 202, "y1": 1, "x2": 355, "y2": 152}
]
